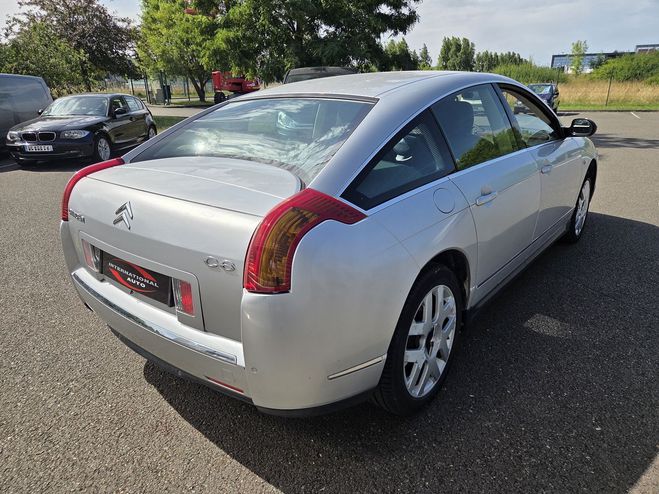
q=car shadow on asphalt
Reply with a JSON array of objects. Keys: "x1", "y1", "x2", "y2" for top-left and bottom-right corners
[
  {"x1": 143, "y1": 212, "x2": 658, "y2": 493},
  {"x1": 590, "y1": 133, "x2": 659, "y2": 149}
]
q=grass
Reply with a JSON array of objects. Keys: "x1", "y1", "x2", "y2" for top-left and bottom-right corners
[
  {"x1": 559, "y1": 79, "x2": 659, "y2": 109},
  {"x1": 559, "y1": 103, "x2": 659, "y2": 111},
  {"x1": 153, "y1": 116, "x2": 186, "y2": 131}
]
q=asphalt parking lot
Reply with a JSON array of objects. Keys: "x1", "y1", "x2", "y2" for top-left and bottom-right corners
[{"x1": 0, "y1": 112, "x2": 657, "y2": 493}]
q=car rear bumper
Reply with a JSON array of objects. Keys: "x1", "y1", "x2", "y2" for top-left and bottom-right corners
[{"x1": 61, "y1": 221, "x2": 387, "y2": 414}]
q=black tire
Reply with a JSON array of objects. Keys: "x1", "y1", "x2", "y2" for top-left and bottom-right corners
[
  {"x1": 373, "y1": 264, "x2": 463, "y2": 415},
  {"x1": 92, "y1": 134, "x2": 112, "y2": 162},
  {"x1": 562, "y1": 175, "x2": 593, "y2": 243},
  {"x1": 214, "y1": 92, "x2": 226, "y2": 104},
  {"x1": 146, "y1": 125, "x2": 157, "y2": 140}
]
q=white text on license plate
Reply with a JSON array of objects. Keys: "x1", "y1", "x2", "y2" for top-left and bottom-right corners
[{"x1": 26, "y1": 145, "x2": 53, "y2": 152}]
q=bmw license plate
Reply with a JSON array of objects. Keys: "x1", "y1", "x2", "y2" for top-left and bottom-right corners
[
  {"x1": 25, "y1": 145, "x2": 53, "y2": 152},
  {"x1": 102, "y1": 254, "x2": 172, "y2": 305}
]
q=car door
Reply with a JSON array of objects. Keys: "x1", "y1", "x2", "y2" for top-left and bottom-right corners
[
  {"x1": 106, "y1": 96, "x2": 133, "y2": 146},
  {"x1": 342, "y1": 108, "x2": 477, "y2": 289},
  {"x1": 432, "y1": 84, "x2": 541, "y2": 293},
  {"x1": 125, "y1": 96, "x2": 149, "y2": 142},
  {"x1": 497, "y1": 84, "x2": 583, "y2": 240}
]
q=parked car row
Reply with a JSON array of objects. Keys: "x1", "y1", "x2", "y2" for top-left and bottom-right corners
[{"x1": 1, "y1": 74, "x2": 157, "y2": 165}]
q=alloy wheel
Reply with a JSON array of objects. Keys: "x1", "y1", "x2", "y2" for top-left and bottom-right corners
[
  {"x1": 575, "y1": 179, "x2": 591, "y2": 236},
  {"x1": 97, "y1": 137, "x2": 111, "y2": 161},
  {"x1": 404, "y1": 284, "x2": 457, "y2": 398}
]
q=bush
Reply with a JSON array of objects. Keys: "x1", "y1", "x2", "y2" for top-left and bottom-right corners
[
  {"x1": 492, "y1": 63, "x2": 567, "y2": 84},
  {"x1": 645, "y1": 74, "x2": 659, "y2": 86},
  {"x1": 592, "y1": 52, "x2": 659, "y2": 82}
]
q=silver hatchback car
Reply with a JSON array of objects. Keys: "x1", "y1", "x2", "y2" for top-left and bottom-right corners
[{"x1": 61, "y1": 72, "x2": 597, "y2": 416}]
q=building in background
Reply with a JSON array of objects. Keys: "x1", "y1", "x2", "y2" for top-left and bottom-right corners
[
  {"x1": 550, "y1": 43, "x2": 657, "y2": 73},
  {"x1": 635, "y1": 44, "x2": 659, "y2": 53},
  {"x1": 550, "y1": 51, "x2": 631, "y2": 73}
]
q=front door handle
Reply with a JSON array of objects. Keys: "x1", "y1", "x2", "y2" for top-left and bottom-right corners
[
  {"x1": 541, "y1": 165, "x2": 552, "y2": 174},
  {"x1": 476, "y1": 191, "x2": 498, "y2": 206}
]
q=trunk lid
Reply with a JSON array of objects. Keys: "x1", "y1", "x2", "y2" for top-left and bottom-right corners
[
  {"x1": 69, "y1": 157, "x2": 300, "y2": 342},
  {"x1": 93, "y1": 156, "x2": 301, "y2": 216}
]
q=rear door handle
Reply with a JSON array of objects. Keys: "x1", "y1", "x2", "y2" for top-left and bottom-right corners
[
  {"x1": 541, "y1": 165, "x2": 552, "y2": 174},
  {"x1": 476, "y1": 191, "x2": 498, "y2": 206}
]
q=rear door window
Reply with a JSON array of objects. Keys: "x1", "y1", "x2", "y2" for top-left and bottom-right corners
[
  {"x1": 432, "y1": 84, "x2": 520, "y2": 170},
  {"x1": 126, "y1": 97, "x2": 143, "y2": 112},
  {"x1": 342, "y1": 110, "x2": 455, "y2": 209}
]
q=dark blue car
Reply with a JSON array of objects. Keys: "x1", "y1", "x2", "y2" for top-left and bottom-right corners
[
  {"x1": 6, "y1": 93, "x2": 157, "y2": 165},
  {"x1": 515, "y1": 83, "x2": 560, "y2": 114}
]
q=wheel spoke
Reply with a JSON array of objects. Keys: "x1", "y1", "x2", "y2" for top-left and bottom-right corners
[
  {"x1": 437, "y1": 333, "x2": 450, "y2": 360},
  {"x1": 427, "y1": 356, "x2": 442, "y2": 380}
]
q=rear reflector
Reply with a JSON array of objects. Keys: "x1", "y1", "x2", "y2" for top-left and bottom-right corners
[
  {"x1": 244, "y1": 188, "x2": 366, "y2": 293},
  {"x1": 205, "y1": 376, "x2": 244, "y2": 394},
  {"x1": 81, "y1": 239, "x2": 102, "y2": 272},
  {"x1": 173, "y1": 279, "x2": 194, "y2": 316},
  {"x1": 61, "y1": 157, "x2": 124, "y2": 221}
]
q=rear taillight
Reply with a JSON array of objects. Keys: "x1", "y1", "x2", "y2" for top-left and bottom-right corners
[
  {"x1": 244, "y1": 188, "x2": 366, "y2": 294},
  {"x1": 173, "y1": 279, "x2": 195, "y2": 316},
  {"x1": 81, "y1": 239, "x2": 102, "y2": 272},
  {"x1": 61, "y1": 157, "x2": 124, "y2": 221}
]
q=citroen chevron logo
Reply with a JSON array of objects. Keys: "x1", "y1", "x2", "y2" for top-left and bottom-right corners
[{"x1": 113, "y1": 202, "x2": 133, "y2": 230}]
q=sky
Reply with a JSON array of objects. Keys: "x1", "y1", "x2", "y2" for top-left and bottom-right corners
[{"x1": 1, "y1": 0, "x2": 658, "y2": 66}]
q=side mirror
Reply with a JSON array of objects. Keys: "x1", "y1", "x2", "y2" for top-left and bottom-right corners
[
  {"x1": 554, "y1": 90, "x2": 559, "y2": 96},
  {"x1": 114, "y1": 107, "x2": 127, "y2": 118},
  {"x1": 37, "y1": 109, "x2": 43, "y2": 115},
  {"x1": 567, "y1": 118, "x2": 597, "y2": 137}
]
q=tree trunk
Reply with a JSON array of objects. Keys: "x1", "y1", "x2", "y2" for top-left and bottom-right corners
[{"x1": 189, "y1": 77, "x2": 206, "y2": 102}]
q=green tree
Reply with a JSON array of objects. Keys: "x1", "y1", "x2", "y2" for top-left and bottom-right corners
[
  {"x1": 6, "y1": 0, "x2": 138, "y2": 91},
  {"x1": 139, "y1": 0, "x2": 226, "y2": 102},
  {"x1": 383, "y1": 38, "x2": 420, "y2": 71},
  {"x1": 437, "y1": 37, "x2": 475, "y2": 71},
  {"x1": 570, "y1": 40, "x2": 588, "y2": 75},
  {"x1": 0, "y1": 21, "x2": 87, "y2": 95},
  {"x1": 418, "y1": 43, "x2": 432, "y2": 69},
  {"x1": 221, "y1": 0, "x2": 421, "y2": 82}
]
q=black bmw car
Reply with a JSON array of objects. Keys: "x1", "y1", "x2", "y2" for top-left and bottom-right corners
[{"x1": 5, "y1": 93, "x2": 156, "y2": 165}]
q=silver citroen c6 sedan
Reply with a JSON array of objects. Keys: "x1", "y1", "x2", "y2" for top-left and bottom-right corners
[{"x1": 60, "y1": 72, "x2": 597, "y2": 416}]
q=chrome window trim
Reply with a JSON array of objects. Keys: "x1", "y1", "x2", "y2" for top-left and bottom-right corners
[{"x1": 72, "y1": 272, "x2": 239, "y2": 366}]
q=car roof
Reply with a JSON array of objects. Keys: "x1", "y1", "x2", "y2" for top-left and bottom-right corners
[
  {"x1": 287, "y1": 66, "x2": 357, "y2": 75},
  {"x1": 0, "y1": 73, "x2": 45, "y2": 81},
  {"x1": 250, "y1": 71, "x2": 515, "y2": 100},
  {"x1": 58, "y1": 93, "x2": 132, "y2": 98}
]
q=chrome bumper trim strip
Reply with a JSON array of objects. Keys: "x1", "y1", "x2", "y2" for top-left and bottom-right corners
[
  {"x1": 327, "y1": 355, "x2": 386, "y2": 380},
  {"x1": 72, "y1": 272, "x2": 238, "y2": 365}
]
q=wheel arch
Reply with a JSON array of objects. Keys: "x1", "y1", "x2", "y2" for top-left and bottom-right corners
[
  {"x1": 586, "y1": 158, "x2": 597, "y2": 197},
  {"x1": 416, "y1": 248, "x2": 471, "y2": 309}
]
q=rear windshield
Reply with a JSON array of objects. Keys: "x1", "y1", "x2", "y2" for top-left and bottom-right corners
[
  {"x1": 529, "y1": 84, "x2": 552, "y2": 95},
  {"x1": 133, "y1": 98, "x2": 373, "y2": 184}
]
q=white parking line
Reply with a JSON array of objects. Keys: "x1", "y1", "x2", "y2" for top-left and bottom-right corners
[{"x1": 630, "y1": 112, "x2": 641, "y2": 119}]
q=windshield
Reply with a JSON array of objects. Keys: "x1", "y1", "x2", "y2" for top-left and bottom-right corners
[
  {"x1": 43, "y1": 96, "x2": 108, "y2": 116},
  {"x1": 529, "y1": 84, "x2": 553, "y2": 95},
  {"x1": 133, "y1": 98, "x2": 373, "y2": 184}
]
